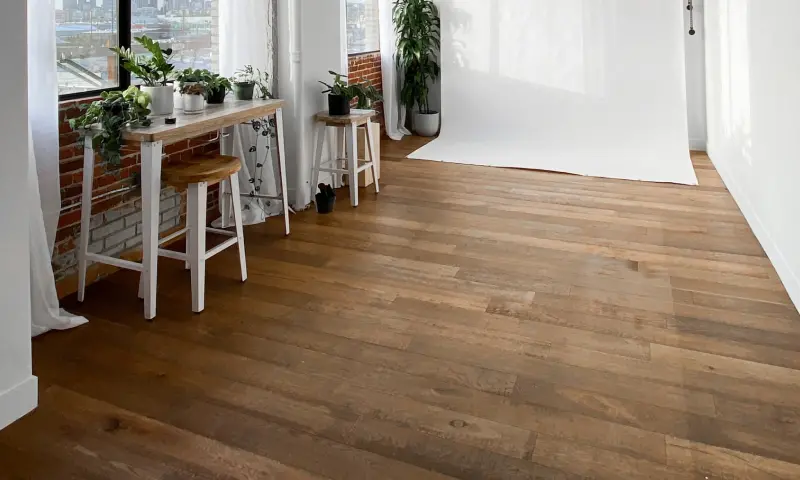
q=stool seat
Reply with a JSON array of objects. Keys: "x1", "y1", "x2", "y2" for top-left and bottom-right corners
[
  {"x1": 163, "y1": 154, "x2": 241, "y2": 188},
  {"x1": 314, "y1": 109, "x2": 376, "y2": 127}
]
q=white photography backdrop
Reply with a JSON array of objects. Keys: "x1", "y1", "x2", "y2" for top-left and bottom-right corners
[{"x1": 409, "y1": 0, "x2": 699, "y2": 185}]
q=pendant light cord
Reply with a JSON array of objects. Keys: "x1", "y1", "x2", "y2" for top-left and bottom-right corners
[{"x1": 687, "y1": 0, "x2": 696, "y2": 35}]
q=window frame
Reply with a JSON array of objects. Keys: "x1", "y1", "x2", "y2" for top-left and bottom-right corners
[{"x1": 58, "y1": 1, "x2": 132, "y2": 101}]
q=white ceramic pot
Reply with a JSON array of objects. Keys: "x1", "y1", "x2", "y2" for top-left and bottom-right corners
[
  {"x1": 413, "y1": 111, "x2": 441, "y2": 137},
  {"x1": 141, "y1": 85, "x2": 174, "y2": 116},
  {"x1": 173, "y1": 85, "x2": 183, "y2": 111},
  {"x1": 183, "y1": 94, "x2": 205, "y2": 114}
]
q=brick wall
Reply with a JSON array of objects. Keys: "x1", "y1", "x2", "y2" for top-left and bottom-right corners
[
  {"x1": 55, "y1": 99, "x2": 221, "y2": 298},
  {"x1": 348, "y1": 52, "x2": 383, "y2": 124}
]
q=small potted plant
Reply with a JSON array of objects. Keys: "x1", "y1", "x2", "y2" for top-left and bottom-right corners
[
  {"x1": 173, "y1": 67, "x2": 207, "y2": 110},
  {"x1": 319, "y1": 71, "x2": 352, "y2": 115},
  {"x1": 205, "y1": 73, "x2": 232, "y2": 104},
  {"x1": 181, "y1": 83, "x2": 206, "y2": 114},
  {"x1": 319, "y1": 71, "x2": 382, "y2": 116},
  {"x1": 111, "y1": 35, "x2": 176, "y2": 116},
  {"x1": 232, "y1": 65, "x2": 257, "y2": 100},
  {"x1": 350, "y1": 78, "x2": 383, "y2": 109},
  {"x1": 69, "y1": 86, "x2": 152, "y2": 165}
]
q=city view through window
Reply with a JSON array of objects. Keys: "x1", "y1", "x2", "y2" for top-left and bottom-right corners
[
  {"x1": 56, "y1": 0, "x2": 217, "y2": 96},
  {"x1": 346, "y1": 0, "x2": 380, "y2": 55}
]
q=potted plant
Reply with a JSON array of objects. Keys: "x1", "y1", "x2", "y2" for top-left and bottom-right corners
[
  {"x1": 111, "y1": 35, "x2": 176, "y2": 116},
  {"x1": 393, "y1": 0, "x2": 441, "y2": 136},
  {"x1": 205, "y1": 73, "x2": 232, "y2": 104},
  {"x1": 173, "y1": 67, "x2": 207, "y2": 109},
  {"x1": 319, "y1": 71, "x2": 382, "y2": 116},
  {"x1": 319, "y1": 71, "x2": 352, "y2": 115},
  {"x1": 232, "y1": 65, "x2": 257, "y2": 100},
  {"x1": 181, "y1": 83, "x2": 206, "y2": 114},
  {"x1": 69, "y1": 86, "x2": 152, "y2": 166},
  {"x1": 350, "y1": 79, "x2": 383, "y2": 109}
]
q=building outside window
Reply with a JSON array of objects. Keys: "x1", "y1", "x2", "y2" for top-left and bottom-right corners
[
  {"x1": 56, "y1": 0, "x2": 219, "y2": 98},
  {"x1": 345, "y1": 0, "x2": 380, "y2": 55}
]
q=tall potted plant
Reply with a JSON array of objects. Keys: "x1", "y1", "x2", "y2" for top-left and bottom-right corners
[
  {"x1": 111, "y1": 36, "x2": 176, "y2": 116},
  {"x1": 394, "y1": 0, "x2": 441, "y2": 137}
]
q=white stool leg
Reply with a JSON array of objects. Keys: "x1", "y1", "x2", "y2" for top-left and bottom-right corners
[
  {"x1": 77, "y1": 138, "x2": 95, "y2": 302},
  {"x1": 346, "y1": 123, "x2": 359, "y2": 207},
  {"x1": 311, "y1": 121, "x2": 326, "y2": 201},
  {"x1": 339, "y1": 126, "x2": 347, "y2": 187},
  {"x1": 188, "y1": 182, "x2": 207, "y2": 313},
  {"x1": 366, "y1": 119, "x2": 380, "y2": 194},
  {"x1": 185, "y1": 188, "x2": 194, "y2": 271},
  {"x1": 229, "y1": 173, "x2": 247, "y2": 282}
]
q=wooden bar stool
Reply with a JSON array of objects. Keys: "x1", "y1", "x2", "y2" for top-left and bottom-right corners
[
  {"x1": 311, "y1": 109, "x2": 380, "y2": 207},
  {"x1": 140, "y1": 154, "x2": 247, "y2": 313}
]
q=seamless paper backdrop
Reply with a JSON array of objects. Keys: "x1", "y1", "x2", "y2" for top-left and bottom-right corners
[{"x1": 409, "y1": 0, "x2": 698, "y2": 185}]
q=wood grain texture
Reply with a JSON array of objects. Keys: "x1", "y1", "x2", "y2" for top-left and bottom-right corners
[
  {"x1": 314, "y1": 109, "x2": 376, "y2": 126},
  {"x1": 91, "y1": 99, "x2": 285, "y2": 143},
  {"x1": 162, "y1": 154, "x2": 241, "y2": 188},
  {"x1": 2, "y1": 136, "x2": 800, "y2": 479}
]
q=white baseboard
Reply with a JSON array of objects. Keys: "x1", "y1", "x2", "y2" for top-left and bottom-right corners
[
  {"x1": 689, "y1": 137, "x2": 708, "y2": 151},
  {"x1": 0, "y1": 376, "x2": 38, "y2": 431},
  {"x1": 709, "y1": 153, "x2": 800, "y2": 313}
]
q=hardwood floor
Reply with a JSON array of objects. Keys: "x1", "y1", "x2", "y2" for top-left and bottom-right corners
[{"x1": 3, "y1": 136, "x2": 800, "y2": 479}]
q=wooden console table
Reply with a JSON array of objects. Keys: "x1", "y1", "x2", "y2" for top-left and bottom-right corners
[{"x1": 77, "y1": 99, "x2": 289, "y2": 320}]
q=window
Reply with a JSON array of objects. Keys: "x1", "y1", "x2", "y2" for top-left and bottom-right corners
[
  {"x1": 346, "y1": 0, "x2": 380, "y2": 55},
  {"x1": 57, "y1": 0, "x2": 218, "y2": 99},
  {"x1": 56, "y1": 0, "x2": 121, "y2": 97}
]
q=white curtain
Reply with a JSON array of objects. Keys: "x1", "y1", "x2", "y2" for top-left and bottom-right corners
[
  {"x1": 379, "y1": 0, "x2": 411, "y2": 141},
  {"x1": 217, "y1": 0, "x2": 282, "y2": 226},
  {"x1": 28, "y1": 0, "x2": 87, "y2": 337}
]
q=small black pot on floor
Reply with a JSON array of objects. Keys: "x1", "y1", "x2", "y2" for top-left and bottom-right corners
[
  {"x1": 328, "y1": 94, "x2": 351, "y2": 116},
  {"x1": 206, "y1": 87, "x2": 227, "y2": 104},
  {"x1": 315, "y1": 183, "x2": 336, "y2": 214}
]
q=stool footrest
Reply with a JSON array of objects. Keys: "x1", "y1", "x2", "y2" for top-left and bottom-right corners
[
  {"x1": 159, "y1": 227, "x2": 188, "y2": 246},
  {"x1": 157, "y1": 248, "x2": 188, "y2": 262},
  {"x1": 85, "y1": 253, "x2": 143, "y2": 272},
  {"x1": 206, "y1": 227, "x2": 237, "y2": 237},
  {"x1": 205, "y1": 237, "x2": 239, "y2": 260}
]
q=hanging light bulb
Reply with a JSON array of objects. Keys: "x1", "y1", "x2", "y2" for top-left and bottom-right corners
[{"x1": 687, "y1": 0, "x2": 696, "y2": 35}]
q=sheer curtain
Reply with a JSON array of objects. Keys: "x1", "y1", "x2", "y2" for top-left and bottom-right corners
[
  {"x1": 379, "y1": 0, "x2": 411, "y2": 141},
  {"x1": 217, "y1": 0, "x2": 282, "y2": 226},
  {"x1": 28, "y1": 0, "x2": 87, "y2": 336}
]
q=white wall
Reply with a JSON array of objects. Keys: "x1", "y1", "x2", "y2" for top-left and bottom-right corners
[
  {"x1": 0, "y1": 0, "x2": 37, "y2": 431},
  {"x1": 685, "y1": 0, "x2": 708, "y2": 150},
  {"x1": 705, "y1": 0, "x2": 800, "y2": 310}
]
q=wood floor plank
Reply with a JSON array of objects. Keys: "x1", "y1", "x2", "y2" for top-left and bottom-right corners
[{"x1": 5, "y1": 138, "x2": 800, "y2": 478}]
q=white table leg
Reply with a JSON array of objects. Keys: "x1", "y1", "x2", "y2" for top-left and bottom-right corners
[
  {"x1": 366, "y1": 119, "x2": 380, "y2": 194},
  {"x1": 275, "y1": 108, "x2": 291, "y2": 235},
  {"x1": 140, "y1": 141, "x2": 163, "y2": 320},
  {"x1": 346, "y1": 123, "x2": 358, "y2": 207},
  {"x1": 219, "y1": 126, "x2": 235, "y2": 229},
  {"x1": 189, "y1": 182, "x2": 207, "y2": 313},
  {"x1": 77, "y1": 135, "x2": 95, "y2": 302}
]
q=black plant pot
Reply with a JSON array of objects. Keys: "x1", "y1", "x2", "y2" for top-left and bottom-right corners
[
  {"x1": 328, "y1": 94, "x2": 351, "y2": 116},
  {"x1": 206, "y1": 87, "x2": 227, "y2": 104},
  {"x1": 315, "y1": 192, "x2": 336, "y2": 214}
]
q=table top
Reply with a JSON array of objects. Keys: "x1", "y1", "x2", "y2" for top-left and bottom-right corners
[
  {"x1": 314, "y1": 109, "x2": 377, "y2": 126},
  {"x1": 88, "y1": 98, "x2": 286, "y2": 144}
]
